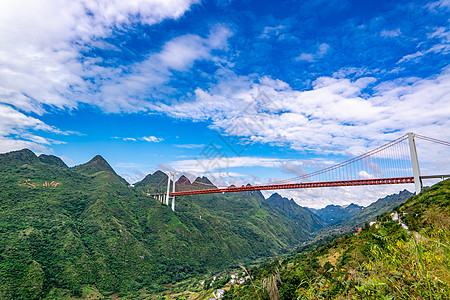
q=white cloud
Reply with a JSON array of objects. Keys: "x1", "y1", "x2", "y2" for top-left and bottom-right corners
[
  {"x1": 174, "y1": 144, "x2": 206, "y2": 149},
  {"x1": 260, "y1": 25, "x2": 286, "y2": 39},
  {"x1": 380, "y1": 29, "x2": 401, "y2": 37},
  {"x1": 358, "y1": 170, "x2": 375, "y2": 179},
  {"x1": 0, "y1": 0, "x2": 200, "y2": 151},
  {"x1": 96, "y1": 25, "x2": 232, "y2": 113},
  {"x1": 427, "y1": 0, "x2": 450, "y2": 11},
  {"x1": 153, "y1": 67, "x2": 450, "y2": 159},
  {"x1": 170, "y1": 155, "x2": 328, "y2": 174},
  {"x1": 0, "y1": 104, "x2": 67, "y2": 153},
  {"x1": 296, "y1": 43, "x2": 330, "y2": 62},
  {"x1": 148, "y1": 65, "x2": 450, "y2": 208},
  {"x1": 0, "y1": 0, "x2": 200, "y2": 113},
  {"x1": 398, "y1": 26, "x2": 450, "y2": 64},
  {"x1": 116, "y1": 136, "x2": 165, "y2": 143},
  {"x1": 142, "y1": 136, "x2": 164, "y2": 143}
]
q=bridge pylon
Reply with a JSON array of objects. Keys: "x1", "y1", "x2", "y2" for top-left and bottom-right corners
[
  {"x1": 165, "y1": 172, "x2": 176, "y2": 211},
  {"x1": 408, "y1": 132, "x2": 422, "y2": 194}
]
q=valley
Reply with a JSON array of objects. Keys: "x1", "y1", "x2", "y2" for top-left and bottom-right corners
[{"x1": 0, "y1": 149, "x2": 438, "y2": 299}]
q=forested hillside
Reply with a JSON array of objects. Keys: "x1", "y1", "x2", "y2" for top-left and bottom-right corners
[
  {"x1": 0, "y1": 149, "x2": 316, "y2": 299},
  {"x1": 266, "y1": 193, "x2": 325, "y2": 233},
  {"x1": 223, "y1": 179, "x2": 450, "y2": 299}
]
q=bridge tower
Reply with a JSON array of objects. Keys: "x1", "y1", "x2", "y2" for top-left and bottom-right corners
[
  {"x1": 408, "y1": 132, "x2": 422, "y2": 194},
  {"x1": 165, "y1": 173, "x2": 171, "y2": 205},
  {"x1": 171, "y1": 173, "x2": 176, "y2": 212},
  {"x1": 165, "y1": 172, "x2": 176, "y2": 211}
]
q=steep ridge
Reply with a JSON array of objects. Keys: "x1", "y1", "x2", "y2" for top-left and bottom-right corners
[
  {"x1": 0, "y1": 149, "x2": 312, "y2": 299},
  {"x1": 266, "y1": 193, "x2": 325, "y2": 233},
  {"x1": 38, "y1": 154, "x2": 68, "y2": 168}
]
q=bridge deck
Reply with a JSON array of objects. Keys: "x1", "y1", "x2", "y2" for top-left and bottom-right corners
[{"x1": 150, "y1": 177, "x2": 416, "y2": 197}]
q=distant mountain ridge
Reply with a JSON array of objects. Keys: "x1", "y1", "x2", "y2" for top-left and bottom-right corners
[
  {"x1": 309, "y1": 189, "x2": 414, "y2": 245},
  {"x1": 312, "y1": 203, "x2": 364, "y2": 224},
  {"x1": 337, "y1": 189, "x2": 413, "y2": 229}
]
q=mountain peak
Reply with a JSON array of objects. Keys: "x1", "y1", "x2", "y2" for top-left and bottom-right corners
[
  {"x1": 77, "y1": 155, "x2": 114, "y2": 173},
  {"x1": 193, "y1": 176, "x2": 215, "y2": 185},
  {"x1": 0, "y1": 148, "x2": 38, "y2": 166},
  {"x1": 268, "y1": 192, "x2": 282, "y2": 199},
  {"x1": 266, "y1": 192, "x2": 325, "y2": 232},
  {"x1": 176, "y1": 175, "x2": 191, "y2": 185},
  {"x1": 90, "y1": 155, "x2": 109, "y2": 165},
  {"x1": 191, "y1": 176, "x2": 217, "y2": 190},
  {"x1": 134, "y1": 170, "x2": 168, "y2": 189},
  {"x1": 73, "y1": 155, "x2": 128, "y2": 185}
]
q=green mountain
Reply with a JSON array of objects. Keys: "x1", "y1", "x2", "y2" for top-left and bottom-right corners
[
  {"x1": 134, "y1": 170, "x2": 169, "y2": 193},
  {"x1": 340, "y1": 189, "x2": 413, "y2": 228},
  {"x1": 38, "y1": 154, "x2": 68, "y2": 168},
  {"x1": 0, "y1": 149, "x2": 314, "y2": 299},
  {"x1": 312, "y1": 203, "x2": 363, "y2": 224},
  {"x1": 72, "y1": 154, "x2": 129, "y2": 186},
  {"x1": 266, "y1": 193, "x2": 325, "y2": 233},
  {"x1": 222, "y1": 179, "x2": 450, "y2": 299},
  {"x1": 309, "y1": 189, "x2": 414, "y2": 246}
]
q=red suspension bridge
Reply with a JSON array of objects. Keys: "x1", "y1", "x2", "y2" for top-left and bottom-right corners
[{"x1": 149, "y1": 133, "x2": 450, "y2": 211}]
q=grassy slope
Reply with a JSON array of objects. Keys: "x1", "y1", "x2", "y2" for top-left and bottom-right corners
[
  {"x1": 0, "y1": 149, "x2": 312, "y2": 299},
  {"x1": 224, "y1": 179, "x2": 450, "y2": 299}
]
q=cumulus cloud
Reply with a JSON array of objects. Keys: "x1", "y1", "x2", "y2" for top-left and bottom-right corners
[
  {"x1": 96, "y1": 25, "x2": 232, "y2": 113},
  {"x1": 142, "y1": 136, "x2": 164, "y2": 143},
  {"x1": 115, "y1": 136, "x2": 164, "y2": 142},
  {"x1": 153, "y1": 67, "x2": 450, "y2": 158},
  {"x1": 296, "y1": 43, "x2": 330, "y2": 62},
  {"x1": 0, "y1": 104, "x2": 69, "y2": 152},
  {"x1": 358, "y1": 170, "x2": 375, "y2": 179},
  {"x1": 0, "y1": 0, "x2": 200, "y2": 152},
  {"x1": 0, "y1": 0, "x2": 200, "y2": 113}
]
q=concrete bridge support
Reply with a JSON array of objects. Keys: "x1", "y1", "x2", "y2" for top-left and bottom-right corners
[{"x1": 408, "y1": 132, "x2": 422, "y2": 194}]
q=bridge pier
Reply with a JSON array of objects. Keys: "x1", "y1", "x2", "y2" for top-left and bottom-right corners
[
  {"x1": 171, "y1": 173, "x2": 176, "y2": 212},
  {"x1": 408, "y1": 132, "x2": 422, "y2": 194},
  {"x1": 160, "y1": 172, "x2": 176, "y2": 211}
]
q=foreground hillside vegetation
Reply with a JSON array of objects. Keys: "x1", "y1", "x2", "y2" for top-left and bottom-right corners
[
  {"x1": 0, "y1": 149, "x2": 321, "y2": 299},
  {"x1": 223, "y1": 179, "x2": 450, "y2": 299}
]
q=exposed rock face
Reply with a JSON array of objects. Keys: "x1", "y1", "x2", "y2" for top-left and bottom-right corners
[{"x1": 175, "y1": 175, "x2": 192, "y2": 191}]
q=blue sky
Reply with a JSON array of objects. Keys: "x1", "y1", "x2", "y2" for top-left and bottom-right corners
[{"x1": 1, "y1": 0, "x2": 449, "y2": 207}]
